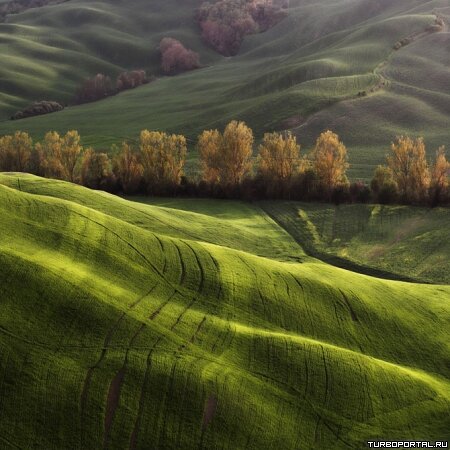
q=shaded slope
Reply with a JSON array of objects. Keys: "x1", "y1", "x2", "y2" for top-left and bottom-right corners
[
  {"x1": 0, "y1": 174, "x2": 449, "y2": 449},
  {"x1": 262, "y1": 201, "x2": 450, "y2": 284}
]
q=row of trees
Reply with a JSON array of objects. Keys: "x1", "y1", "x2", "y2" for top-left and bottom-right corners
[
  {"x1": 75, "y1": 37, "x2": 200, "y2": 104},
  {"x1": 75, "y1": 71, "x2": 150, "y2": 104},
  {"x1": 0, "y1": 129, "x2": 187, "y2": 193},
  {"x1": 0, "y1": 123, "x2": 448, "y2": 205}
]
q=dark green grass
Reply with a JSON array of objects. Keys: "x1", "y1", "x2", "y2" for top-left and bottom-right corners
[
  {"x1": 0, "y1": 173, "x2": 449, "y2": 449},
  {"x1": 262, "y1": 201, "x2": 450, "y2": 284}
]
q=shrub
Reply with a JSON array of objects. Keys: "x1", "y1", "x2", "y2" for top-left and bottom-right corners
[
  {"x1": 116, "y1": 70, "x2": 149, "y2": 91},
  {"x1": 370, "y1": 165, "x2": 399, "y2": 204},
  {"x1": 11, "y1": 101, "x2": 64, "y2": 121},
  {"x1": 350, "y1": 181, "x2": 371, "y2": 203},
  {"x1": 159, "y1": 38, "x2": 200, "y2": 75},
  {"x1": 75, "y1": 74, "x2": 115, "y2": 104}
]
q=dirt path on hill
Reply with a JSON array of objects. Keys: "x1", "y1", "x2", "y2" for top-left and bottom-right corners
[{"x1": 292, "y1": 13, "x2": 447, "y2": 134}]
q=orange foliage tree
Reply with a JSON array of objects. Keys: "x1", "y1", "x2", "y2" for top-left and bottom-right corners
[
  {"x1": 35, "y1": 131, "x2": 83, "y2": 181},
  {"x1": 139, "y1": 130, "x2": 187, "y2": 192},
  {"x1": 113, "y1": 142, "x2": 143, "y2": 194},
  {"x1": 35, "y1": 131, "x2": 64, "y2": 179},
  {"x1": 257, "y1": 131, "x2": 300, "y2": 182},
  {"x1": 387, "y1": 136, "x2": 430, "y2": 203},
  {"x1": 197, "y1": 129, "x2": 222, "y2": 184},
  {"x1": 0, "y1": 131, "x2": 32, "y2": 172},
  {"x1": 430, "y1": 146, "x2": 449, "y2": 205},
  {"x1": 312, "y1": 130, "x2": 349, "y2": 195},
  {"x1": 199, "y1": 120, "x2": 254, "y2": 187}
]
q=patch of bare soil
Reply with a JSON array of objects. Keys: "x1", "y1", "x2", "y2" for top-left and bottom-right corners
[{"x1": 202, "y1": 394, "x2": 218, "y2": 430}]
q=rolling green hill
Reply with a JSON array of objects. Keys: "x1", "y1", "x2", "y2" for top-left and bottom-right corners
[
  {"x1": 0, "y1": 173, "x2": 449, "y2": 449},
  {"x1": 263, "y1": 201, "x2": 450, "y2": 284},
  {"x1": 0, "y1": 0, "x2": 449, "y2": 179}
]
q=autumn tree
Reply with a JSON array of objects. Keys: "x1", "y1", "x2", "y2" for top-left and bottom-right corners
[
  {"x1": 198, "y1": 121, "x2": 254, "y2": 188},
  {"x1": 27, "y1": 145, "x2": 46, "y2": 176},
  {"x1": 113, "y1": 142, "x2": 143, "y2": 194},
  {"x1": 159, "y1": 38, "x2": 200, "y2": 75},
  {"x1": 75, "y1": 73, "x2": 114, "y2": 104},
  {"x1": 61, "y1": 130, "x2": 83, "y2": 182},
  {"x1": 312, "y1": 130, "x2": 349, "y2": 195},
  {"x1": 197, "y1": 0, "x2": 287, "y2": 56},
  {"x1": 387, "y1": 136, "x2": 430, "y2": 203},
  {"x1": 116, "y1": 70, "x2": 148, "y2": 91},
  {"x1": 34, "y1": 131, "x2": 83, "y2": 181},
  {"x1": 80, "y1": 149, "x2": 113, "y2": 190},
  {"x1": 429, "y1": 146, "x2": 449, "y2": 205},
  {"x1": 35, "y1": 131, "x2": 64, "y2": 179},
  {"x1": 257, "y1": 131, "x2": 300, "y2": 182},
  {"x1": 139, "y1": 130, "x2": 187, "y2": 193},
  {"x1": 370, "y1": 165, "x2": 399, "y2": 204},
  {"x1": 0, "y1": 134, "x2": 14, "y2": 171},
  {"x1": 197, "y1": 129, "x2": 222, "y2": 184},
  {"x1": 221, "y1": 120, "x2": 254, "y2": 186},
  {"x1": 0, "y1": 131, "x2": 32, "y2": 172}
]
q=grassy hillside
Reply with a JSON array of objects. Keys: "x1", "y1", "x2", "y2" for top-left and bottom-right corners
[
  {"x1": 262, "y1": 201, "x2": 450, "y2": 284},
  {"x1": 0, "y1": 0, "x2": 449, "y2": 178},
  {"x1": 0, "y1": 173, "x2": 449, "y2": 449}
]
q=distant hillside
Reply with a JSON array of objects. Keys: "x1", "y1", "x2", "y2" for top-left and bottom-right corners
[
  {"x1": 0, "y1": 0, "x2": 449, "y2": 178},
  {"x1": 0, "y1": 173, "x2": 449, "y2": 449}
]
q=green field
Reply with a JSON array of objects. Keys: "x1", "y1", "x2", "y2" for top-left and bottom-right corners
[
  {"x1": 262, "y1": 201, "x2": 450, "y2": 284},
  {"x1": 0, "y1": 173, "x2": 449, "y2": 449},
  {"x1": 0, "y1": 0, "x2": 449, "y2": 179}
]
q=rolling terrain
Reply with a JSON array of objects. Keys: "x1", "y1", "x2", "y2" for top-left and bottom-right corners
[
  {"x1": 263, "y1": 201, "x2": 450, "y2": 284},
  {"x1": 0, "y1": 0, "x2": 449, "y2": 178},
  {"x1": 0, "y1": 173, "x2": 449, "y2": 449}
]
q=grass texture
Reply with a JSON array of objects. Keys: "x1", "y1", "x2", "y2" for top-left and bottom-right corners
[{"x1": 0, "y1": 173, "x2": 448, "y2": 449}]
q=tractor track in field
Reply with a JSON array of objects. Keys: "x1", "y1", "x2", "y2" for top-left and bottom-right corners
[
  {"x1": 289, "y1": 274, "x2": 315, "y2": 336},
  {"x1": 114, "y1": 200, "x2": 200, "y2": 242},
  {"x1": 103, "y1": 322, "x2": 147, "y2": 449},
  {"x1": 128, "y1": 338, "x2": 162, "y2": 450},
  {"x1": 79, "y1": 313, "x2": 124, "y2": 449},
  {"x1": 80, "y1": 283, "x2": 159, "y2": 447},
  {"x1": 190, "y1": 317, "x2": 207, "y2": 344},
  {"x1": 150, "y1": 290, "x2": 178, "y2": 320},
  {"x1": 69, "y1": 209, "x2": 218, "y2": 300},
  {"x1": 338, "y1": 289, "x2": 359, "y2": 323},
  {"x1": 175, "y1": 243, "x2": 187, "y2": 286},
  {"x1": 184, "y1": 241, "x2": 206, "y2": 294},
  {"x1": 237, "y1": 255, "x2": 268, "y2": 318}
]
